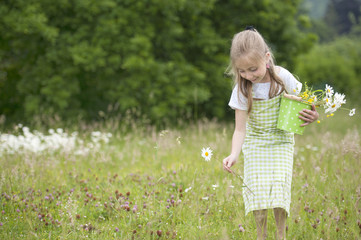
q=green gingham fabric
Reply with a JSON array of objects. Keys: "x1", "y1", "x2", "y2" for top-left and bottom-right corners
[{"x1": 242, "y1": 94, "x2": 294, "y2": 216}]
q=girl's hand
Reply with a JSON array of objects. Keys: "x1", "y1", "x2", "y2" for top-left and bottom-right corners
[
  {"x1": 223, "y1": 155, "x2": 237, "y2": 173},
  {"x1": 299, "y1": 104, "x2": 319, "y2": 127}
]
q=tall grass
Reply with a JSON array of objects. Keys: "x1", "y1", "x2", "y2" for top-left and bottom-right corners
[{"x1": 0, "y1": 113, "x2": 360, "y2": 239}]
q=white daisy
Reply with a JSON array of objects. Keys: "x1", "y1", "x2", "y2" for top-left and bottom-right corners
[
  {"x1": 349, "y1": 108, "x2": 356, "y2": 116},
  {"x1": 324, "y1": 92, "x2": 346, "y2": 114},
  {"x1": 333, "y1": 92, "x2": 346, "y2": 105},
  {"x1": 323, "y1": 96, "x2": 331, "y2": 107},
  {"x1": 324, "y1": 101, "x2": 339, "y2": 114},
  {"x1": 201, "y1": 147, "x2": 213, "y2": 161},
  {"x1": 325, "y1": 84, "x2": 334, "y2": 97}
]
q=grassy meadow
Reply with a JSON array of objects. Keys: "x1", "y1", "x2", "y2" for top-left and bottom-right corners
[{"x1": 0, "y1": 112, "x2": 361, "y2": 239}]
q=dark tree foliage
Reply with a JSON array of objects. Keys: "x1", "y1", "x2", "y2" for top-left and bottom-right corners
[
  {"x1": 324, "y1": 0, "x2": 361, "y2": 35},
  {"x1": 0, "y1": 0, "x2": 315, "y2": 126}
]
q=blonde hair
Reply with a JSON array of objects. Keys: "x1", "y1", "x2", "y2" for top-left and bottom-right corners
[{"x1": 227, "y1": 29, "x2": 286, "y2": 113}]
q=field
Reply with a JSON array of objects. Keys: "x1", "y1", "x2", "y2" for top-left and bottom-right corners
[{"x1": 0, "y1": 113, "x2": 361, "y2": 239}]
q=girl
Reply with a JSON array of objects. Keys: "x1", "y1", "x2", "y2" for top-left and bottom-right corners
[{"x1": 222, "y1": 27, "x2": 319, "y2": 240}]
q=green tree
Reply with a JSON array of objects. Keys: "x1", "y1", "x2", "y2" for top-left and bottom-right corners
[
  {"x1": 0, "y1": 0, "x2": 316, "y2": 126},
  {"x1": 294, "y1": 37, "x2": 361, "y2": 104}
]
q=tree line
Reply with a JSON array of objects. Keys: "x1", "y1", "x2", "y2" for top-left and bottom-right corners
[{"x1": 1, "y1": 0, "x2": 359, "y2": 127}]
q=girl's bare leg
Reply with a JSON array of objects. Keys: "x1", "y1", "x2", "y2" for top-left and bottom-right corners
[
  {"x1": 273, "y1": 208, "x2": 287, "y2": 240},
  {"x1": 253, "y1": 209, "x2": 268, "y2": 240}
]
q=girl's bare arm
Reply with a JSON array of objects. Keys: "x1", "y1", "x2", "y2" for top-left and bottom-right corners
[{"x1": 223, "y1": 109, "x2": 247, "y2": 173}]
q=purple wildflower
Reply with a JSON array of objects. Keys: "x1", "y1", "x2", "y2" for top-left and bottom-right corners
[
  {"x1": 132, "y1": 205, "x2": 138, "y2": 213},
  {"x1": 239, "y1": 224, "x2": 245, "y2": 232}
]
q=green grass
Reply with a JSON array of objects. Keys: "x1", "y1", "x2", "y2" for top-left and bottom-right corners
[{"x1": 1, "y1": 113, "x2": 361, "y2": 239}]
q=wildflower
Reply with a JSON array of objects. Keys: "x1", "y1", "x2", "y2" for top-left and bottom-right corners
[
  {"x1": 325, "y1": 84, "x2": 334, "y2": 97},
  {"x1": 325, "y1": 93, "x2": 344, "y2": 114},
  {"x1": 132, "y1": 205, "x2": 138, "y2": 213},
  {"x1": 349, "y1": 109, "x2": 356, "y2": 116},
  {"x1": 184, "y1": 187, "x2": 192, "y2": 193},
  {"x1": 239, "y1": 224, "x2": 245, "y2": 232},
  {"x1": 334, "y1": 92, "x2": 346, "y2": 104},
  {"x1": 201, "y1": 147, "x2": 213, "y2": 161},
  {"x1": 292, "y1": 83, "x2": 354, "y2": 119},
  {"x1": 201, "y1": 197, "x2": 209, "y2": 200},
  {"x1": 159, "y1": 130, "x2": 169, "y2": 137}
]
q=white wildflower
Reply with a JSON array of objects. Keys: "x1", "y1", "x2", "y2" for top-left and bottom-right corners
[
  {"x1": 325, "y1": 84, "x2": 334, "y2": 97},
  {"x1": 324, "y1": 92, "x2": 346, "y2": 114},
  {"x1": 201, "y1": 147, "x2": 213, "y2": 161}
]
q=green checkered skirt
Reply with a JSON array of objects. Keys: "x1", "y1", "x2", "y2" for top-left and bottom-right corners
[{"x1": 242, "y1": 94, "x2": 294, "y2": 216}]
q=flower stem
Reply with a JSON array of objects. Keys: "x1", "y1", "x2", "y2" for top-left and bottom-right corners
[{"x1": 230, "y1": 170, "x2": 255, "y2": 196}]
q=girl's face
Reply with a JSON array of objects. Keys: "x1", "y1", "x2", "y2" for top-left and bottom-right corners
[{"x1": 235, "y1": 53, "x2": 270, "y2": 84}]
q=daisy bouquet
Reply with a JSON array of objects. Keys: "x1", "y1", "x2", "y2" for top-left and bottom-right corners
[
  {"x1": 279, "y1": 83, "x2": 355, "y2": 134},
  {"x1": 285, "y1": 83, "x2": 356, "y2": 120}
]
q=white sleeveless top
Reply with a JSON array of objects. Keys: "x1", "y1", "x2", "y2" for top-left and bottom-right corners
[{"x1": 228, "y1": 66, "x2": 302, "y2": 111}]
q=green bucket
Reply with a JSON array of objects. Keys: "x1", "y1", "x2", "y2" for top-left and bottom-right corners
[{"x1": 277, "y1": 96, "x2": 312, "y2": 135}]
